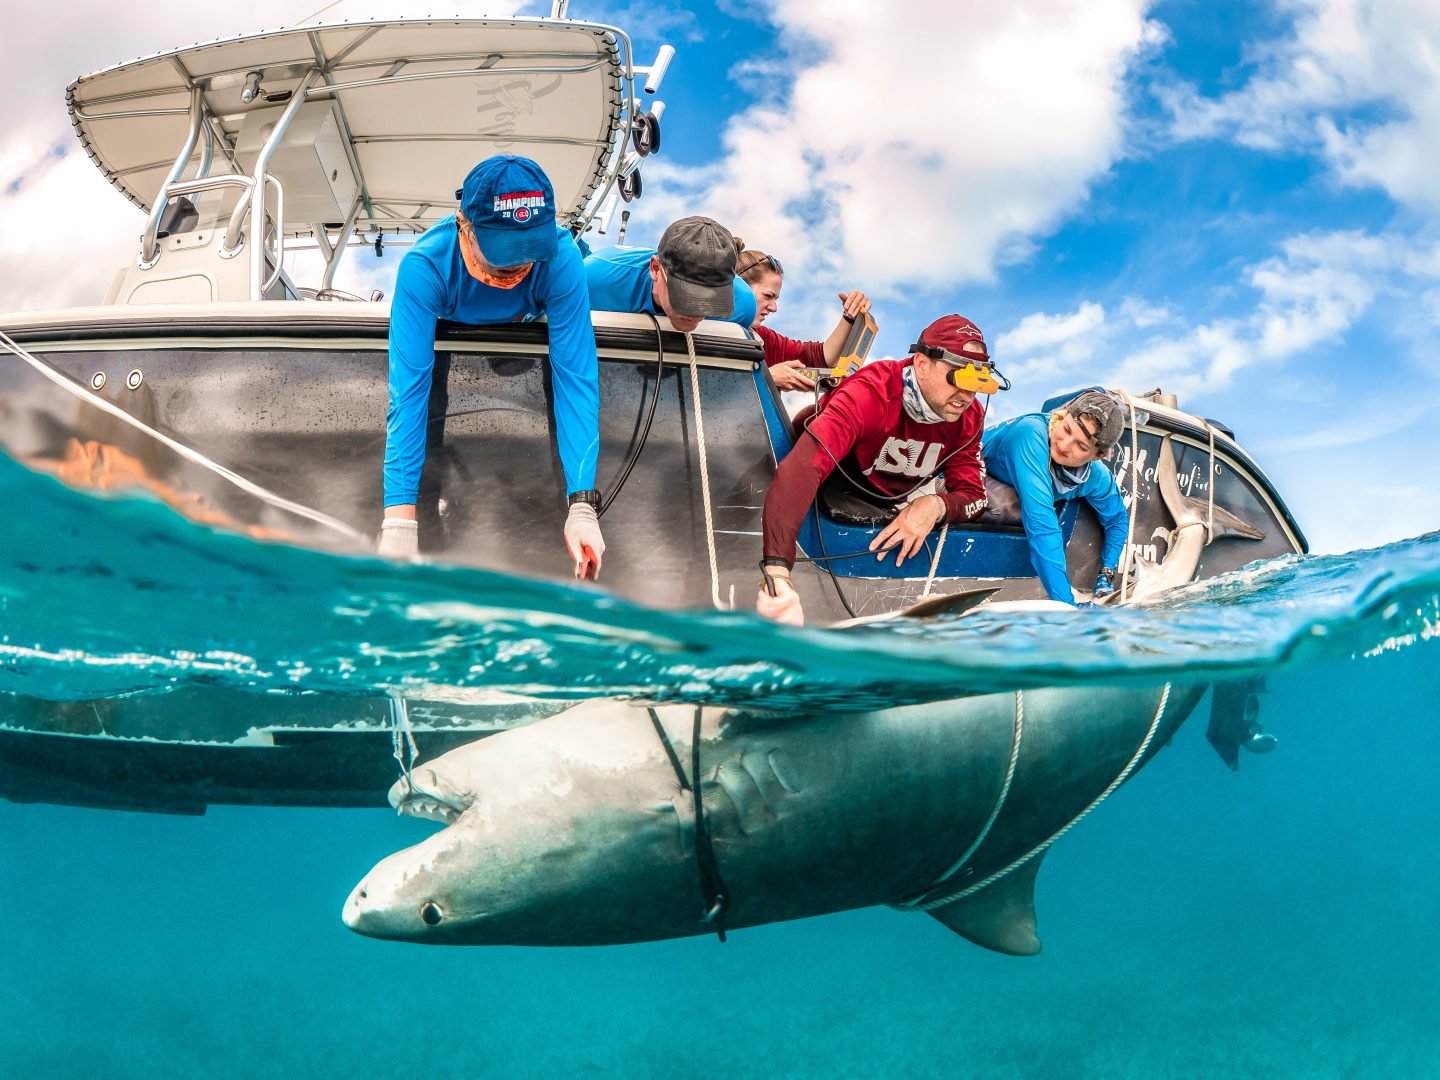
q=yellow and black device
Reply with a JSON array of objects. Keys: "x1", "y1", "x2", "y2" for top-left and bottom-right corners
[{"x1": 814, "y1": 311, "x2": 877, "y2": 390}]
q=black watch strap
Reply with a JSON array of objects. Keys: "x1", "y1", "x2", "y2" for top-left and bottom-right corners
[{"x1": 568, "y1": 489, "x2": 602, "y2": 508}]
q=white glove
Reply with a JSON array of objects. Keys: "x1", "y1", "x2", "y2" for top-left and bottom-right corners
[
  {"x1": 376, "y1": 517, "x2": 418, "y2": 559},
  {"x1": 756, "y1": 576, "x2": 804, "y2": 626},
  {"x1": 565, "y1": 502, "x2": 605, "y2": 580}
]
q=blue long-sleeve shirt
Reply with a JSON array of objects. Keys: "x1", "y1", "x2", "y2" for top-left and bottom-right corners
[
  {"x1": 984, "y1": 412, "x2": 1129, "y2": 604},
  {"x1": 384, "y1": 218, "x2": 599, "y2": 505},
  {"x1": 583, "y1": 246, "x2": 757, "y2": 327}
]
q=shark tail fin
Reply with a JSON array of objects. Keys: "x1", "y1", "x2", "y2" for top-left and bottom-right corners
[
  {"x1": 923, "y1": 852, "x2": 1046, "y2": 956},
  {"x1": 1156, "y1": 434, "x2": 1265, "y2": 541}
]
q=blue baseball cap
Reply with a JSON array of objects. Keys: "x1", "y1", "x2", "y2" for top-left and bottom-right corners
[{"x1": 455, "y1": 155, "x2": 558, "y2": 266}]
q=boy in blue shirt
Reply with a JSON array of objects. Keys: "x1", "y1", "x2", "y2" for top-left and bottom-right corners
[
  {"x1": 984, "y1": 390, "x2": 1130, "y2": 605},
  {"x1": 584, "y1": 215, "x2": 756, "y2": 330},
  {"x1": 378, "y1": 155, "x2": 605, "y2": 579}
]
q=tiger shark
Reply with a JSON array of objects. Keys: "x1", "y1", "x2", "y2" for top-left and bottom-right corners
[{"x1": 343, "y1": 682, "x2": 1203, "y2": 951}]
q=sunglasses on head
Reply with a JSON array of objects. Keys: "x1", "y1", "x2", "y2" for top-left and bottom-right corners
[{"x1": 744, "y1": 252, "x2": 782, "y2": 276}]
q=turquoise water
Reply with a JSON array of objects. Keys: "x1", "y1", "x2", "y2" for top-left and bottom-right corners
[{"x1": 3, "y1": 458, "x2": 1438, "y2": 1076}]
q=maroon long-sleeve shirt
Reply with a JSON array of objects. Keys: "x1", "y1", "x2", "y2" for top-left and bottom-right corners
[
  {"x1": 755, "y1": 324, "x2": 825, "y2": 367},
  {"x1": 762, "y1": 359, "x2": 987, "y2": 566}
]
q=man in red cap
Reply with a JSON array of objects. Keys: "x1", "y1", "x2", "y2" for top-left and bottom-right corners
[{"x1": 757, "y1": 315, "x2": 1003, "y2": 625}]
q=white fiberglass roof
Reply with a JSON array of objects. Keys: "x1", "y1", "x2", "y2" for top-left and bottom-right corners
[{"x1": 66, "y1": 18, "x2": 628, "y2": 236}]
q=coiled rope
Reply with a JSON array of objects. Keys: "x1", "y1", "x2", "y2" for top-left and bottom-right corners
[{"x1": 907, "y1": 682, "x2": 1172, "y2": 912}]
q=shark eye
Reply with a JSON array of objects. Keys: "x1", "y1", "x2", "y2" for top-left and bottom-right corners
[{"x1": 420, "y1": 901, "x2": 444, "y2": 926}]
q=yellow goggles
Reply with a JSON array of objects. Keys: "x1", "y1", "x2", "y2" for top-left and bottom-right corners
[
  {"x1": 945, "y1": 360, "x2": 1005, "y2": 395},
  {"x1": 911, "y1": 342, "x2": 1010, "y2": 395}
]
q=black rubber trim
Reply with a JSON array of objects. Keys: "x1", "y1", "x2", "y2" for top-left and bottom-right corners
[{"x1": 2, "y1": 316, "x2": 764, "y2": 365}]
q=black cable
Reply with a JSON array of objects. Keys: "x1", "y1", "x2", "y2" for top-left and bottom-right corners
[
  {"x1": 690, "y1": 705, "x2": 728, "y2": 942},
  {"x1": 647, "y1": 706, "x2": 728, "y2": 941},
  {"x1": 811, "y1": 500, "x2": 859, "y2": 618},
  {"x1": 599, "y1": 314, "x2": 666, "y2": 517},
  {"x1": 647, "y1": 708, "x2": 690, "y2": 792}
]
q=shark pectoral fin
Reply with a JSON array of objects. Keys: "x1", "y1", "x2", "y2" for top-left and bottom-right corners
[{"x1": 924, "y1": 854, "x2": 1046, "y2": 956}]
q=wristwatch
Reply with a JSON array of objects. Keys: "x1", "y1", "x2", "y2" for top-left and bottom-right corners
[
  {"x1": 1098, "y1": 566, "x2": 1117, "y2": 583},
  {"x1": 568, "y1": 489, "x2": 602, "y2": 508}
]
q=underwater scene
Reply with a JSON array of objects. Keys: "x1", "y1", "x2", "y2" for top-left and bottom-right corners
[{"x1": 3, "y1": 456, "x2": 1438, "y2": 1077}]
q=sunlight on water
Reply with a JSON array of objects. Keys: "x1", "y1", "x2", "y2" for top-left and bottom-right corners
[{"x1": 2, "y1": 454, "x2": 1438, "y2": 711}]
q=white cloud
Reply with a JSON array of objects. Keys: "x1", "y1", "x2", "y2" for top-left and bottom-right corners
[
  {"x1": 0, "y1": 2, "x2": 540, "y2": 311},
  {"x1": 1162, "y1": 0, "x2": 1440, "y2": 215},
  {"x1": 997, "y1": 228, "x2": 1440, "y2": 403},
  {"x1": 628, "y1": 0, "x2": 1158, "y2": 331}
]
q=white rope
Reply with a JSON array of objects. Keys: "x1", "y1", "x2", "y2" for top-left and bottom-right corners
[
  {"x1": 684, "y1": 332, "x2": 726, "y2": 610},
  {"x1": 912, "y1": 683, "x2": 1171, "y2": 912},
  {"x1": 0, "y1": 328, "x2": 365, "y2": 542},
  {"x1": 920, "y1": 509, "x2": 949, "y2": 601},
  {"x1": 893, "y1": 689, "x2": 1025, "y2": 909},
  {"x1": 1205, "y1": 421, "x2": 1216, "y2": 542},
  {"x1": 1118, "y1": 390, "x2": 1142, "y2": 604},
  {"x1": 388, "y1": 692, "x2": 420, "y2": 801}
]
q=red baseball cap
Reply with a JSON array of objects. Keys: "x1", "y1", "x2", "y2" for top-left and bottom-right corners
[
  {"x1": 908, "y1": 314, "x2": 1006, "y2": 394},
  {"x1": 918, "y1": 314, "x2": 988, "y2": 359}
]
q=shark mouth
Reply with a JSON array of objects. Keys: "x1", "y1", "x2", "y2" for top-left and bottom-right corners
[{"x1": 389, "y1": 769, "x2": 471, "y2": 826}]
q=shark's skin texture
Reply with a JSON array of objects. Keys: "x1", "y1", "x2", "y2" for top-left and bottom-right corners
[{"x1": 344, "y1": 683, "x2": 1204, "y2": 952}]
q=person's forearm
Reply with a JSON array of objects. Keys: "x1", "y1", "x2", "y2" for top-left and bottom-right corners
[
  {"x1": 546, "y1": 266, "x2": 602, "y2": 493},
  {"x1": 820, "y1": 315, "x2": 852, "y2": 366},
  {"x1": 762, "y1": 433, "x2": 832, "y2": 565},
  {"x1": 382, "y1": 338, "x2": 437, "y2": 506}
]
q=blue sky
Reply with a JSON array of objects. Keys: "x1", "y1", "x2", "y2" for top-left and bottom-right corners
[{"x1": 6, "y1": 0, "x2": 1439, "y2": 554}]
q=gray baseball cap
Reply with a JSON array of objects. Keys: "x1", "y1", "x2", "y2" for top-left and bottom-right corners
[
  {"x1": 656, "y1": 216, "x2": 738, "y2": 319},
  {"x1": 1066, "y1": 390, "x2": 1127, "y2": 456}
]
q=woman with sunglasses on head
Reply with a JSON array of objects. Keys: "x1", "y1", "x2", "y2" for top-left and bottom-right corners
[
  {"x1": 983, "y1": 390, "x2": 1131, "y2": 605},
  {"x1": 735, "y1": 243, "x2": 871, "y2": 393}
]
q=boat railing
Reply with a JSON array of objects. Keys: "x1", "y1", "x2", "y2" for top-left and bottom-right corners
[{"x1": 83, "y1": 7, "x2": 674, "y2": 303}]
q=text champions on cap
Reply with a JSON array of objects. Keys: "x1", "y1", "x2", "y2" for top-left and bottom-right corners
[{"x1": 494, "y1": 191, "x2": 547, "y2": 219}]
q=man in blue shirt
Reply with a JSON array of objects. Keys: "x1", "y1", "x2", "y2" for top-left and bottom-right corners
[
  {"x1": 984, "y1": 390, "x2": 1130, "y2": 605},
  {"x1": 584, "y1": 215, "x2": 756, "y2": 330},
  {"x1": 378, "y1": 155, "x2": 605, "y2": 579}
]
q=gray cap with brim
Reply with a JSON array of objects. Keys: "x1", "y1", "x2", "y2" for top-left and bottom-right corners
[
  {"x1": 663, "y1": 274, "x2": 735, "y2": 319},
  {"x1": 1066, "y1": 390, "x2": 1127, "y2": 455},
  {"x1": 657, "y1": 216, "x2": 738, "y2": 320}
]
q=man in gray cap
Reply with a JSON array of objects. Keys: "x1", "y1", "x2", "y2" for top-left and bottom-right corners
[
  {"x1": 982, "y1": 389, "x2": 1131, "y2": 605},
  {"x1": 583, "y1": 215, "x2": 756, "y2": 330}
]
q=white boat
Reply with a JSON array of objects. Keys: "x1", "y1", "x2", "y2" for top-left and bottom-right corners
[{"x1": 0, "y1": 4, "x2": 1301, "y2": 812}]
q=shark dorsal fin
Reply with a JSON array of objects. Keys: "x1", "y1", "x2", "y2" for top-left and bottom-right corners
[{"x1": 924, "y1": 852, "x2": 1046, "y2": 955}]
